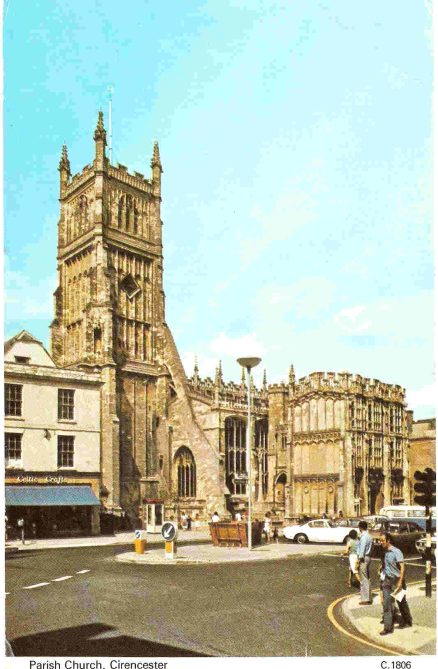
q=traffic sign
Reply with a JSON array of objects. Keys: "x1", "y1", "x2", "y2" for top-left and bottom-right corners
[
  {"x1": 161, "y1": 521, "x2": 177, "y2": 541},
  {"x1": 134, "y1": 529, "x2": 142, "y2": 540}
]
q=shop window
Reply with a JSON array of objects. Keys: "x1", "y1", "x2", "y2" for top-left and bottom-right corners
[
  {"x1": 5, "y1": 433, "x2": 22, "y2": 467},
  {"x1": 5, "y1": 384, "x2": 23, "y2": 417},
  {"x1": 58, "y1": 435, "x2": 74, "y2": 468},
  {"x1": 58, "y1": 389, "x2": 75, "y2": 420}
]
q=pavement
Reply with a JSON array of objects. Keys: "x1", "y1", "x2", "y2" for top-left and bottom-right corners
[
  {"x1": 5, "y1": 528, "x2": 211, "y2": 551},
  {"x1": 338, "y1": 580, "x2": 436, "y2": 656}
]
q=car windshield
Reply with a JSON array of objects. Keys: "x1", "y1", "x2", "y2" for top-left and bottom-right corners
[{"x1": 327, "y1": 521, "x2": 336, "y2": 528}]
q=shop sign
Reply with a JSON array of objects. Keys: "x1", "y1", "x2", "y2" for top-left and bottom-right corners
[{"x1": 16, "y1": 475, "x2": 69, "y2": 484}]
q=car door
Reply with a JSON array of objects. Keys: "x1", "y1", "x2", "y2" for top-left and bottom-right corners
[{"x1": 306, "y1": 520, "x2": 325, "y2": 542}]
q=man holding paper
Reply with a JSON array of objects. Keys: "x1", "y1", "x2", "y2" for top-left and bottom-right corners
[{"x1": 379, "y1": 532, "x2": 413, "y2": 635}]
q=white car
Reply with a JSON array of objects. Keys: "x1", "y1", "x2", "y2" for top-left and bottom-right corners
[{"x1": 283, "y1": 519, "x2": 352, "y2": 544}]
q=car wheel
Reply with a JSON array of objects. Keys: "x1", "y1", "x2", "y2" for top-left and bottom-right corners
[
  {"x1": 295, "y1": 533, "x2": 308, "y2": 544},
  {"x1": 342, "y1": 535, "x2": 349, "y2": 545}
]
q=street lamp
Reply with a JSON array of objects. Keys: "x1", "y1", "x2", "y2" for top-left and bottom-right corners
[{"x1": 237, "y1": 356, "x2": 261, "y2": 550}]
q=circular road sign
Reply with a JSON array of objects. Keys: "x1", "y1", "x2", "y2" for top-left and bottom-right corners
[
  {"x1": 161, "y1": 521, "x2": 177, "y2": 542},
  {"x1": 134, "y1": 529, "x2": 142, "y2": 540}
]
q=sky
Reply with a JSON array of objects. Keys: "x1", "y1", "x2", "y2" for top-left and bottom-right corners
[{"x1": 3, "y1": 0, "x2": 434, "y2": 418}]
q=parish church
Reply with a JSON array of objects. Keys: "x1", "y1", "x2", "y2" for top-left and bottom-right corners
[{"x1": 5, "y1": 113, "x2": 415, "y2": 530}]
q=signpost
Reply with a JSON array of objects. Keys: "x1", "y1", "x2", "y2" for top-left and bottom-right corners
[
  {"x1": 161, "y1": 521, "x2": 178, "y2": 559},
  {"x1": 413, "y1": 467, "x2": 436, "y2": 598}
]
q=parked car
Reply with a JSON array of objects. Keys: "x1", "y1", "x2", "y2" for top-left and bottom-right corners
[
  {"x1": 362, "y1": 515, "x2": 389, "y2": 524},
  {"x1": 334, "y1": 518, "x2": 362, "y2": 528},
  {"x1": 368, "y1": 519, "x2": 424, "y2": 556},
  {"x1": 415, "y1": 533, "x2": 436, "y2": 564},
  {"x1": 378, "y1": 516, "x2": 436, "y2": 532},
  {"x1": 283, "y1": 519, "x2": 351, "y2": 544}
]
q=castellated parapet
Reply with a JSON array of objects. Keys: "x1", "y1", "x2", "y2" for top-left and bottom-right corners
[
  {"x1": 291, "y1": 371, "x2": 406, "y2": 404},
  {"x1": 187, "y1": 370, "x2": 269, "y2": 414}
]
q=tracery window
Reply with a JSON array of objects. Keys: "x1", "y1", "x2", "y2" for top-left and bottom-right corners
[
  {"x1": 225, "y1": 417, "x2": 246, "y2": 495},
  {"x1": 175, "y1": 447, "x2": 196, "y2": 498},
  {"x1": 79, "y1": 195, "x2": 88, "y2": 233},
  {"x1": 255, "y1": 418, "x2": 268, "y2": 496}
]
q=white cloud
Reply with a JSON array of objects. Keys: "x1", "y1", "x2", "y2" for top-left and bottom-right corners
[
  {"x1": 208, "y1": 332, "x2": 266, "y2": 358},
  {"x1": 181, "y1": 351, "x2": 218, "y2": 379},
  {"x1": 334, "y1": 305, "x2": 372, "y2": 334},
  {"x1": 333, "y1": 292, "x2": 433, "y2": 338},
  {"x1": 406, "y1": 383, "x2": 436, "y2": 415}
]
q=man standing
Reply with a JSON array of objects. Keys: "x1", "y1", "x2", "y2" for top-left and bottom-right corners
[
  {"x1": 357, "y1": 520, "x2": 373, "y2": 604},
  {"x1": 379, "y1": 532, "x2": 413, "y2": 635}
]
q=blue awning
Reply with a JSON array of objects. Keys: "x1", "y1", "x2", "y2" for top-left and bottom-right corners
[{"x1": 5, "y1": 485, "x2": 101, "y2": 507}]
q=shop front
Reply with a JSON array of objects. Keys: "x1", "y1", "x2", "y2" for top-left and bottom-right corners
[{"x1": 5, "y1": 485, "x2": 101, "y2": 538}]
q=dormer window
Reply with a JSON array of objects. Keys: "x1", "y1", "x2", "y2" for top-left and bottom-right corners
[
  {"x1": 14, "y1": 356, "x2": 30, "y2": 364},
  {"x1": 120, "y1": 273, "x2": 141, "y2": 299}
]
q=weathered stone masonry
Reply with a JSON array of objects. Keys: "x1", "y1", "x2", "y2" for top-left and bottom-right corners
[{"x1": 49, "y1": 113, "x2": 412, "y2": 522}]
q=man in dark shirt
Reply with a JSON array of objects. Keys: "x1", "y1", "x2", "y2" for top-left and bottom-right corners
[{"x1": 379, "y1": 532, "x2": 413, "y2": 635}]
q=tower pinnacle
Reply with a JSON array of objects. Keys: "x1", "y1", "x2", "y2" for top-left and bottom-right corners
[
  {"x1": 193, "y1": 355, "x2": 200, "y2": 383},
  {"x1": 151, "y1": 141, "x2": 162, "y2": 170},
  {"x1": 215, "y1": 360, "x2": 223, "y2": 386},
  {"x1": 289, "y1": 364, "x2": 296, "y2": 385},
  {"x1": 94, "y1": 110, "x2": 107, "y2": 144},
  {"x1": 58, "y1": 144, "x2": 71, "y2": 175}
]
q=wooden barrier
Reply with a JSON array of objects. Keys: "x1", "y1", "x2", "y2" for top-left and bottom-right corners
[{"x1": 209, "y1": 521, "x2": 262, "y2": 547}]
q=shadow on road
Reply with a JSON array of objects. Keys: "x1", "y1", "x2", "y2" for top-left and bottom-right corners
[{"x1": 10, "y1": 622, "x2": 210, "y2": 657}]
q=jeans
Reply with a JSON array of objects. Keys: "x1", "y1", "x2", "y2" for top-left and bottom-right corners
[
  {"x1": 359, "y1": 556, "x2": 371, "y2": 602},
  {"x1": 382, "y1": 576, "x2": 412, "y2": 632}
]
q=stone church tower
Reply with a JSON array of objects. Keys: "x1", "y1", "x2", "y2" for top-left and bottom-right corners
[{"x1": 50, "y1": 112, "x2": 225, "y2": 518}]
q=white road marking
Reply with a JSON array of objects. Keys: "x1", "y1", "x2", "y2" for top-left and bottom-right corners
[
  {"x1": 52, "y1": 576, "x2": 73, "y2": 582},
  {"x1": 23, "y1": 582, "x2": 50, "y2": 589},
  {"x1": 76, "y1": 569, "x2": 90, "y2": 574}
]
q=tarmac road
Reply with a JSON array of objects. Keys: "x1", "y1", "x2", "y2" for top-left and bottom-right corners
[{"x1": 5, "y1": 543, "x2": 425, "y2": 657}]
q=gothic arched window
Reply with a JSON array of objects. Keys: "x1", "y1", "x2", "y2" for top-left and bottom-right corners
[
  {"x1": 225, "y1": 417, "x2": 247, "y2": 495},
  {"x1": 174, "y1": 447, "x2": 196, "y2": 498},
  {"x1": 118, "y1": 195, "x2": 125, "y2": 228},
  {"x1": 255, "y1": 418, "x2": 268, "y2": 496},
  {"x1": 78, "y1": 195, "x2": 88, "y2": 234}
]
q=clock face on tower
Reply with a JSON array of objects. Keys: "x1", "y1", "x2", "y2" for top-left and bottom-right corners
[{"x1": 120, "y1": 273, "x2": 141, "y2": 299}]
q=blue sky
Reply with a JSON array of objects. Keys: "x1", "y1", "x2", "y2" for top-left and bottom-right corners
[{"x1": 3, "y1": 0, "x2": 434, "y2": 417}]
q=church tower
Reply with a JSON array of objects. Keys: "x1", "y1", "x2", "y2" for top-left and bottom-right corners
[
  {"x1": 50, "y1": 113, "x2": 226, "y2": 519},
  {"x1": 51, "y1": 112, "x2": 167, "y2": 513}
]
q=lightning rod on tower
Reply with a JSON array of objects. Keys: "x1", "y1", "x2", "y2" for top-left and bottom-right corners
[{"x1": 108, "y1": 85, "x2": 113, "y2": 163}]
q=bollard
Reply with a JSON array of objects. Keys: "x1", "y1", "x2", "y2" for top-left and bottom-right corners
[
  {"x1": 134, "y1": 538, "x2": 147, "y2": 554},
  {"x1": 165, "y1": 540, "x2": 176, "y2": 559}
]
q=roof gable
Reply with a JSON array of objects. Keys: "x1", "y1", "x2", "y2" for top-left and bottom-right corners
[{"x1": 4, "y1": 330, "x2": 55, "y2": 367}]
